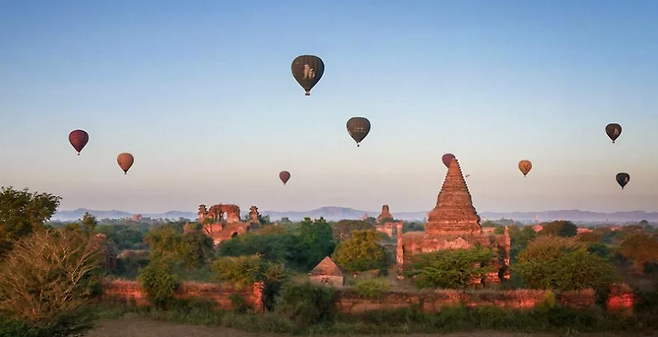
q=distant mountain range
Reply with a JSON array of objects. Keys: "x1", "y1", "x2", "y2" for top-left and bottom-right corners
[{"x1": 51, "y1": 207, "x2": 658, "y2": 223}]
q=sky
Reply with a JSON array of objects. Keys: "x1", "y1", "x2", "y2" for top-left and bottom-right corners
[{"x1": 1, "y1": 0, "x2": 657, "y2": 214}]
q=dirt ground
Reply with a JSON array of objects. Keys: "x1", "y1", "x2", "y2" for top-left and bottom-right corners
[{"x1": 87, "y1": 318, "x2": 657, "y2": 337}]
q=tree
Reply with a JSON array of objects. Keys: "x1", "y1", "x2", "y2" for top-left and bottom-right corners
[
  {"x1": 332, "y1": 230, "x2": 388, "y2": 272},
  {"x1": 539, "y1": 220, "x2": 577, "y2": 237},
  {"x1": 299, "y1": 217, "x2": 335, "y2": 269},
  {"x1": 0, "y1": 230, "x2": 103, "y2": 335},
  {"x1": 576, "y1": 232, "x2": 603, "y2": 243},
  {"x1": 212, "y1": 255, "x2": 286, "y2": 291},
  {"x1": 80, "y1": 212, "x2": 97, "y2": 234},
  {"x1": 405, "y1": 247, "x2": 495, "y2": 289},
  {"x1": 0, "y1": 186, "x2": 61, "y2": 257},
  {"x1": 137, "y1": 259, "x2": 179, "y2": 308},
  {"x1": 618, "y1": 233, "x2": 658, "y2": 273},
  {"x1": 514, "y1": 236, "x2": 615, "y2": 291},
  {"x1": 332, "y1": 219, "x2": 375, "y2": 241},
  {"x1": 144, "y1": 226, "x2": 182, "y2": 262},
  {"x1": 179, "y1": 232, "x2": 214, "y2": 268}
]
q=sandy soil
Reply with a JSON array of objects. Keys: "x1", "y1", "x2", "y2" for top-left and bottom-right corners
[{"x1": 87, "y1": 318, "x2": 657, "y2": 337}]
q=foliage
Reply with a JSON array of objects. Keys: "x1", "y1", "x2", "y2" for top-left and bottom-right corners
[
  {"x1": 0, "y1": 230, "x2": 102, "y2": 335},
  {"x1": 508, "y1": 225, "x2": 537, "y2": 262},
  {"x1": 219, "y1": 232, "x2": 303, "y2": 267},
  {"x1": 298, "y1": 217, "x2": 335, "y2": 269},
  {"x1": 586, "y1": 242, "x2": 611, "y2": 260},
  {"x1": 0, "y1": 186, "x2": 61, "y2": 257},
  {"x1": 333, "y1": 230, "x2": 389, "y2": 272},
  {"x1": 332, "y1": 219, "x2": 375, "y2": 241},
  {"x1": 212, "y1": 255, "x2": 287, "y2": 292},
  {"x1": 406, "y1": 247, "x2": 495, "y2": 289},
  {"x1": 137, "y1": 259, "x2": 179, "y2": 308},
  {"x1": 144, "y1": 226, "x2": 182, "y2": 262},
  {"x1": 403, "y1": 221, "x2": 425, "y2": 233},
  {"x1": 577, "y1": 232, "x2": 603, "y2": 243},
  {"x1": 539, "y1": 220, "x2": 578, "y2": 237},
  {"x1": 275, "y1": 282, "x2": 336, "y2": 328},
  {"x1": 353, "y1": 278, "x2": 392, "y2": 299},
  {"x1": 178, "y1": 232, "x2": 214, "y2": 268},
  {"x1": 514, "y1": 236, "x2": 615, "y2": 291},
  {"x1": 618, "y1": 233, "x2": 658, "y2": 273}
]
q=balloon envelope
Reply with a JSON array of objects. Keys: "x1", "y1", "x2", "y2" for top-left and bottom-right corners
[
  {"x1": 117, "y1": 153, "x2": 134, "y2": 174},
  {"x1": 616, "y1": 172, "x2": 630, "y2": 189},
  {"x1": 291, "y1": 55, "x2": 324, "y2": 96},
  {"x1": 442, "y1": 153, "x2": 455, "y2": 168},
  {"x1": 68, "y1": 130, "x2": 89, "y2": 155},
  {"x1": 279, "y1": 171, "x2": 291, "y2": 185},
  {"x1": 606, "y1": 123, "x2": 622, "y2": 143},
  {"x1": 346, "y1": 117, "x2": 371, "y2": 147},
  {"x1": 518, "y1": 160, "x2": 532, "y2": 176}
]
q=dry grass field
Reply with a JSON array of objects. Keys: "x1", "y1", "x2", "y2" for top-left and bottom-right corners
[{"x1": 87, "y1": 318, "x2": 658, "y2": 337}]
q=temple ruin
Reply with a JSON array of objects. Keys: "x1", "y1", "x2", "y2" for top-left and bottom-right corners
[
  {"x1": 192, "y1": 204, "x2": 262, "y2": 244},
  {"x1": 374, "y1": 204, "x2": 401, "y2": 238},
  {"x1": 396, "y1": 158, "x2": 511, "y2": 283}
]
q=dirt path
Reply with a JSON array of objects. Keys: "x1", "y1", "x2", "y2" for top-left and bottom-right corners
[{"x1": 88, "y1": 318, "x2": 656, "y2": 337}]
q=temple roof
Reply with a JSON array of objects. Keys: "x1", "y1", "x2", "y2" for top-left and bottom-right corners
[
  {"x1": 425, "y1": 158, "x2": 481, "y2": 235},
  {"x1": 308, "y1": 256, "x2": 343, "y2": 277}
]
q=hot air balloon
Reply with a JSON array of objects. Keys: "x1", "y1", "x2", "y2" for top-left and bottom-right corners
[
  {"x1": 291, "y1": 55, "x2": 324, "y2": 96},
  {"x1": 117, "y1": 153, "x2": 134, "y2": 175},
  {"x1": 279, "y1": 171, "x2": 291, "y2": 185},
  {"x1": 616, "y1": 172, "x2": 630, "y2": 189},
  {"x1": 518, "y1": 160, "x2": 532, "y2": 177},
  {"x1": 606, "y1": 123, "x2": 622, "y2": 143},
  {"x1": 68, "y1": 130, "x2": 89, "y2": 155},
  {"x1": 442, "y1": 153, "x2": 455, "y2": 168},
  {"x1": 346, "y1": 117, "x2": 371, "y2": 147}
]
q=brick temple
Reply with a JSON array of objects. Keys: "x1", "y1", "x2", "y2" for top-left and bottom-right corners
[{"x1": 396, "y1": 158, "x2": 511, "y2": 283}]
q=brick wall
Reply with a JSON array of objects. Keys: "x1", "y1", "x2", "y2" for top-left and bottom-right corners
[
  {"x1": 335, "y1": 289, "x2": 596, "y2": 314},
  {"x1": 102, "y1": 279, "x2": 264, "y2": 311}
]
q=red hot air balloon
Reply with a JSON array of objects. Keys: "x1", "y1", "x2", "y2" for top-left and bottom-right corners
[
  {"x1": 117, "y1": 153, "x2": 134, "y2": 175},
  {"x1": 279, "y1": 171, "x2": 291, "y2": 185},
  {"x1": 442, "y1": 153, "x2": 455, "y2": 168},
  {"x1": 69, "y1": 130, "x2": 89, "y2": 155}
]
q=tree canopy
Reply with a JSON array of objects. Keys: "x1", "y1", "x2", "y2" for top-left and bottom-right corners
[
  {"x1": 332, "y1": 230, "x2": 389, "y2": 272},
  {"x1": 0, "y1": 186, "x2": 61, "y2": 257},
  {"x1": 405, "y1": 246, "x2": 495, "y2": 289},
  {"x1": 618, "y1": 233, "x2": 658, "y2": 273},
  {"x1": 538, "y1": 220, "x2": 577, "y2": 237}
]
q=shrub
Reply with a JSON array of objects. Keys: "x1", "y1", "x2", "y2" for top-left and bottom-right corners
[
  {"x1": 137, "y1": 259, "x2": 179, "y2": 308},
  {"x1": 275, "y1": 282, "x2": 336, "y2": 328},
  {"x1": 333, "y1": 230, "x2": 389, "y2": 272},
  {"x1": 406, "y1": 246, "x2": 495, "y2": 289},
  {"x1": 0, "y1": 230, "x2": 102, "y2": 336},
  {"x1": 353, "y1": 278, "x2": 392, "y2": 299}
]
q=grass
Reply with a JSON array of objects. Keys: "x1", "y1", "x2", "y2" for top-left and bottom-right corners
[{"x1": 91, "y1": 300, "x2": 658, "y2": 336}]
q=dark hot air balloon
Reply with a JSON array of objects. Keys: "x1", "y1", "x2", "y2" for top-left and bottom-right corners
[
  {"x1": 68, "y1": 130, "x2": 89, "y2": 155},
  {"x1": 279, "y1": 171, "x2": 291, "y2": 185},
  {"x1": 346, "y1": 117, "x2": 371, "y2": 147},
  {"x1": 606, "y1": 123, "x2": 622, "y2": 143},
  {"x1": 616, "y1": 172, "x2": 630, "y2": 189},
  {"x1": 117, "y1": 153, "x2": 134, "y2": 175},
  {"x1": 442, "y1": 153, "x2": 455, "y2": 168},
  {"x1": 518, "y1": 160, "x2": 532, "y2": 177},
  {"x1": 291, "y1": 55, "x2": 324, "y2": 96}
]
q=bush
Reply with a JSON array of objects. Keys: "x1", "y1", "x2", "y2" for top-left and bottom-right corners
[
  {"x1": 333, "y1": 230, "x2": 389, "y2": 272},
  {"x1": 406, "y1": 247, "x2": 495, "y2": 289},
  {"x1": 275, "y1": 282, "x2": 337, "y2": 328},
  {"x1": 0, "y1": 230, "x2": 102, "y2": 336},
  {"x1": 137, "y1": 259, "x2": 179, "y2": 308},
  {"x1": 353, "y1": 278, "x2": 392, "y2": 299}
]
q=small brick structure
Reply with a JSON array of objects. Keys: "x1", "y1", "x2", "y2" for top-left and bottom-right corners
[
  {"x1": 606, "y1": 283, "x2": 635, "y2": 316},
  {"x1": 309, "y1": 256, "x2": 344, "y2": 288}
]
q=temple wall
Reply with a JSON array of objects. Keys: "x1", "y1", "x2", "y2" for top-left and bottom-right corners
[{"x1": 101, "y1": 279, "x2": 264, "y2": 312}]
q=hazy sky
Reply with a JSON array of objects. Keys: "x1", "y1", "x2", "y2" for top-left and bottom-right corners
[{"x1": 1, "y1": 0, "x2": 657, "y2": 214}]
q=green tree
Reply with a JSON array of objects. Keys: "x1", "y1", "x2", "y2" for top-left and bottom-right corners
[
  {"x1": 144, "y1": 226, "x2": 182, "y2": 262},
  {"x1": 80, "y1": 212, "x2": 97, "y2": 235},
  {"x1": 576, "y1": 232, "x2": 603, "y2": 243},
  {"x1": 137, "y1": 259, "x2": 179, "y2": 308},
  {"x1": 212, "y1": 255, "x2": 286, "y2": 291},
  {"x1": 179, "y1": 231, "x2": 214, "y2": 268},
  {"x1": 0, "y1": 187, "x2": 61, "y2": 257},
  {"x1": 618, "y1": 233, "x2": 658, "y2": 273},
  {"x1": 514, "y1": 236, "x2": 614, "y2": 291},
  {"x1": 219, "y1": 232, "x2": 303, "y2": 268},
  {"x1": 0, "y1": 230, "x2": 102, "y2": 335},
  {"x1": 539, "y1": 220, "x2": 577, "y2": 237},
  {"x1": 113, "y1": 228, "x2": 144, "y2": 249},
  {"x1": 405, "y1": 247, "x2": 495, "y2": 289},
  {"x1": 332, "y1": 230, "x2": 388, "y2": 272},
  {"x1": 299, "y1": 217, "x2": 335, "y2": 269},
  {"x1": 332, "y1": 219, "x2": 375, "y2": 241}
]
